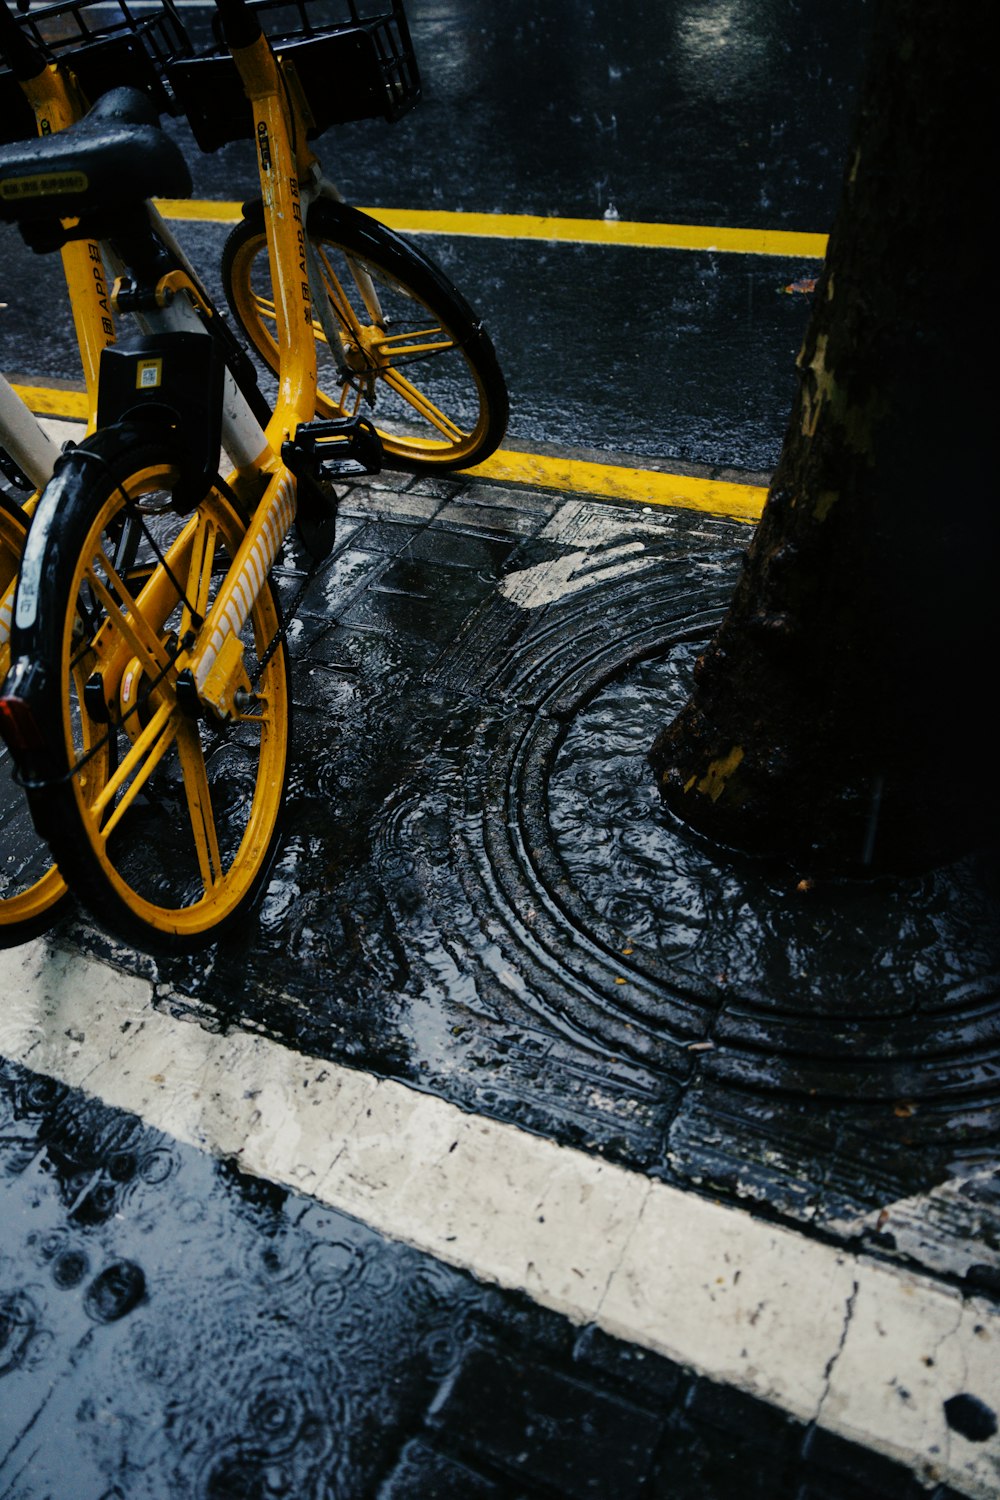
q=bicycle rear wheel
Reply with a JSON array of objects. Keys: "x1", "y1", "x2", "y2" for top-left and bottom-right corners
[
  {"x1": 0, "y1": 487, "x2": 69, "y2": 944},
  {"x1": 222, "y1": 198, "x2": 508, "y2": 472},
  {"x1": 5, "y1": 424, "x2": 291, "y2": 952}
]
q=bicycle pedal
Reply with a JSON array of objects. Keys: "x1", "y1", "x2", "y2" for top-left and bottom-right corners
[{"x1": 283, "y1": 415, "x2": 384, "y2": 481}]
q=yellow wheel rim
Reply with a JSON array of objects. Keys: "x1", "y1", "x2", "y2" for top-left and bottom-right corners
[
  {"x1": 56, "y1": 468, "x2": 289, "y2": 940},
  {"x1": 228, "y1": 230, "x2": 493, "y2": 469}
]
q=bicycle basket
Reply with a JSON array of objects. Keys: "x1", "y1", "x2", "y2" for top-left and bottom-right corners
[
  {"x1": 167, "y1": 0, "x2": 421, "y2": 154},
  {"x1": 0, "y1": 0, "x2": 192, "y2": 144}
]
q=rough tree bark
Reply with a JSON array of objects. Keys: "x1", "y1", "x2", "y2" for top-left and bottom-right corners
[{"x1": 648, "y1": 0, "x2": 996, "y2": 876}]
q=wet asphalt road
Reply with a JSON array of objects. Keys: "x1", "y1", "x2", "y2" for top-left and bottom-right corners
[
  {"x1": 173, "y1": 0, "x2": 870, "y2": 228},
  {"x1": 1, "y1": 0, "x2": 873, "y2": 472},
  {"x1": 7, "y1": 3, "x2": 999, "y2": 1498}
]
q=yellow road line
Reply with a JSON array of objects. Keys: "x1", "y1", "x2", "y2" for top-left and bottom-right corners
[
  {"x1": 470, "y1": 450, "x2": 765, "y2": 522},
  {"x1": 153, "y1": 199, "x2": 827, "y2": 259},
  {"x1": 11, "y1": 384, "x2": 766, "y2": 523},
  {"x1": 12, "y1": 384, "x2": 88, "y2": 419}
]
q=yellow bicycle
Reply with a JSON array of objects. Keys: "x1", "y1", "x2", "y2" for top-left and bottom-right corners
[
  {"x1": 0, "y1": 0, "x2": 507, "y2": 951},
  {"x1": 0, "y1": 0, "x2": 198, "y2": 943}
]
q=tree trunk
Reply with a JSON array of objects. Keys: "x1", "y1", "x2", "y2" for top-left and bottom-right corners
[{"x1": 648, "y1": 0, "x2": 996, "y2": 876}]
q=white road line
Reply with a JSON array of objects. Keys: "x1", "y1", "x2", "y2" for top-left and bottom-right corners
[{"x1": 0, "y1": 939, "x2": 996, "y2": 1497}]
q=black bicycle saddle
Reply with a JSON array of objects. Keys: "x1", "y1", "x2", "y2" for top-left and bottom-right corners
[{"x1": 0, "y1": 86, "x2": 191, "y2": 240}]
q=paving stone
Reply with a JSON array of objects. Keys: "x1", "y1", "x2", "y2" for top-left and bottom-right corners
[
  {"x1": 407, "y1": 524, "x2": 519, "y2": 576},
  {"x1": 426, "y1": 1346, "x2": 664, "y2": 1498},
  {"x1": 648, "y1": 1426, "x2": 798, "y2": 1499},
  {"x1": 437, "y1": 497, "x2": 553, "y2": 535},
  {"x1": 345, "y1": 488, "x2": 446, "y2": 522},
  {"x1": 799, "y1": 1423, "x2": 946, "y2": 1497},
  {"x1": 377, "y1": 1439, "x2": 510, "y2": 1498},
  {"x1": 571, "y1": 1323, "x2": 686, "y2": 1405},
  {"x1": 362, "y1": 468, "x2": 416, "y2": 494},
  {"x1": 337, "y1": 576, "x2": 493, "y2": 659},
  {"x1": 459, "y1": 482, "x2": 563, "y2": 519},
  {"x1": 682, "y1": 1376, "x2": 804, "y2": 1461},
  {"x1": 349, "y1": 518, "x2": 426, "y2": 554},
  {"x1": 400, "y1": 472, "x2": 469, "y2": 496}
]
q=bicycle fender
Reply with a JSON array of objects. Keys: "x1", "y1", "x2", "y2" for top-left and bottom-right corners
[{"x1": 13, "y1": 458, "x2": 75, "y2": 639}]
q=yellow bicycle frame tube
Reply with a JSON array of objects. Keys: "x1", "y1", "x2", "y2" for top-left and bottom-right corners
[
  {"x1": 17, "y1": 62, "x2": 116, "y2": 423},
  {"x1": 182, "y1": 34, "x2": 324, "y2": 711},
  {"x1": 228, "y1": 31, "x2": 319, "y2": 448}
]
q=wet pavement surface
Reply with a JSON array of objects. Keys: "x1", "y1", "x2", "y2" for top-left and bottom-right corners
[
  {"x1": 3, "y1": 471, "x2": 998, "y2": 1498},
  {"x1": 172, "y1": 0, "x2": 873, "y2": 230},
  {"x1": 0, "y1": 1049, "x2": 980, "y2": 1500},
  {"x1": 49, "y1": 472, "x2": 1000, "y2": 1254},
  {"x1": 3, "y1": 0, "x2": 1000, "y2": 1496}
]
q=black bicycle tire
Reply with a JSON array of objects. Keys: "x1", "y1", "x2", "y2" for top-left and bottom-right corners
[
  {"x1": 9, "y1": 422, "x2": 291, "y2": 953},
  {"x1": 221, "y1": 196, "x2": 509, "y2": 472}
]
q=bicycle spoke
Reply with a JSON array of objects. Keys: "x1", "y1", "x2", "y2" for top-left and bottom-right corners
[
  {"x1": 89, "y1": 700, "x2": 176, "y2": 838},
  {"x1": 318, "y1": 249, "x2": 367, "y2": 333},
  {"x1": 380, "y1": 365, "x2": 467, "y2": 442},
  {"x1": 84, "y1": 559, "x2": 175, "y2": 688},
  {"x1": 375, "y1": 326, "x2": 456, "y2": 361},
  {"x1": 182, "y1": 507, "x2": 220, "y2": 635},
  {"x1": 251, "y1": 290, "x2": 278, "y2": 326},
  {"x1": 337, "y1": 381, "x2": 363, "y2": 416}
]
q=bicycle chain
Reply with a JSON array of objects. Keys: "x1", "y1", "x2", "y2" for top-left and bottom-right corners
[{"x1": 250, "y1": 554, "x2": 323, "y2": 687}]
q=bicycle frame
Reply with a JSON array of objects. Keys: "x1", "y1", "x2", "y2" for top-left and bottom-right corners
[
  {"x1": 1, "y1": 0, "x2": 503, "y2": 946},
  {"x1": 0, "y1": 371, "x2": 61, "y2": 493},
  {"x1": 0, "y1": 30, "x2": 118, "y2": 702},
  {"x1": 4, "y1": 0, "x2": 379, "y2": 725},
  {"x1": 156, "y1": 6, "x2": 323, "y2": 717},
  {"x1": 4, "y1": 48, "x2": 116, "y2": 428}
]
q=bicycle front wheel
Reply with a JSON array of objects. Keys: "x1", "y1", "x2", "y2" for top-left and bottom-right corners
[
  {"x1": 8, "y1": 424, "x2": 291, "y2": 952},
  {"x1": 222, "y1": 198, "x2": 509, "y2": 472},
  {"x1": 0, "y1": 487, "x2": 69, "y2": 943}
]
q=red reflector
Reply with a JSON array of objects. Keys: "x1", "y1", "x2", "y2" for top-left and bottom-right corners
[{"x1": 0, "y1": 696, "x2": 45, "y2": 755}]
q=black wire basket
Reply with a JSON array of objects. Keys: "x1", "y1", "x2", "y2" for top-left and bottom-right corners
[
  {"x1": 0, "y1": 0, "x2": 192, "y2": 143},
  {"x1": 167, "y1": 0, "x2": 421, "y2": 154}
]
